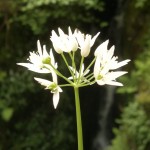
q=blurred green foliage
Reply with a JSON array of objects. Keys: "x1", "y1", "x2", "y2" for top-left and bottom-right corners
[
  {"x1": 108, "y1": 1, "x2": 150, "y2": 150},
  {"x1": 135, "y1": 0, "x2": 149, "y2": 8},
  {"x1": 108, "y1": 101, "x2": 150, "y2": 150},
  {"x1": 108, "y1": 49, "x2": 150, "y2": 149}
]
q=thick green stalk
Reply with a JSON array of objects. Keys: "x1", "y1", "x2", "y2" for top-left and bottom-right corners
[{"x1": 74, "y1": 87, "x2": 83, "y2": 150}]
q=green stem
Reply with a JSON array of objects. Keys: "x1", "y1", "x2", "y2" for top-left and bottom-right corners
[
  {"x1": 79, "y1": 80, "x2": 96, "y2": 87},
  {"x1": 84, "y1": 72, "x2": 93, "y2": 80},
  {"x1": 61, "y1": 53, "x2": 74, "y2": 79},
  {"x1": 59, "y1": 84, "x2": 72, "y2": 87},
  {"x1": 47, "y1": 64, "x2": 73, "y2": 84},
  {"x1": 83, "y1": 57, "x2": 96, "y2": 75},
  {"x1": 69, "y1": 52, "x2": 77, "y2": 76},
  {"x1": 78, "y1": 57, "x2": 84, "y2": 83},
  {"x1": 74, "y1": 87, "x2": 83, "y2": 150}
]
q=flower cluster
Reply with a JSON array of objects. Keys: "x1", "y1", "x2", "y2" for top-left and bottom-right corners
[{"x1": 17, "y1": 27, "x2": 130, "y2": 108}]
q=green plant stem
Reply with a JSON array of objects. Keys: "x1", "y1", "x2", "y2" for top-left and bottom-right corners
[
  {"x1": 61, "y1": 53, "x2": 74, "y2": 78},
  {"x1": 83, "y1": 57, "x2": 96, "y2": 75},
  {"x1": 59, "y1": 84, "x2": 72, "y2": 87},
  {"x1": 47, "y1": 64, "x2": 73, "y2": 84},
  {"x1": 69, "y1": 52, "x2": 77, "y2": 75},
  {"x1": 78, "y1": 57, "x2": 84, "y2": 83},
  {"x1": 74, "y1": 87, "x2": 83, "y2": 150},
  {"x1": 79, "y1": 80, "x2": 96, "y2": 87}
]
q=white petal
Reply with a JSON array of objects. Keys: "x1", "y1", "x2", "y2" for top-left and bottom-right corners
[
  {"x1": 81, "y1": 35, "x2": 91, "y2": 57},
  {"x1": 34, "y1": 77, "x2": 52, "y2": 87},
  {"x1": 51, "y1": 69, "x2": 58, "y2": 83},
  {"x1": 100, "y1": 64, "x2": 110, "y2": 75},
  {"x1": 58, "y1": 28, "x2": 66, "y2": 38},
  {"x1": 37, "y1": 40, "x2": 42, "y2": 57},
  {"x1": 106, "y1": 71, "x2": 127, "y2": 80},
  {"x1": 107, "y1": 45, "x2": 115, "y2": 60},
  {"x1": 17, "y1": 63, "x2": 33, "y2": 68},
  {"x1": 75, "y1": 31, "x2": 84, "y2": 48},
  {"x1": 53, "y1": 91, "x2": 59, "y2": 109},
  {"x1": 29, "y1": 67, "x2": 50, "y2": 73},
  {"x1": 50, "y1": 49, "x2": 55, "y2": 66},
  {"x1": 68, "y1": 26, "x2": 73, "y2": 36},
  {"x1": 68, "y1": 76, "x2": 73, "y2": 80},
  {"x1": 51, "y1": 31, "x2": 63, "y2": 54},
  {"x1": 68, "y1": 36, "x2": 78, "y2": 52},
  {"x1": 90, "y1": 32, "x2": 100, "y2": 47},
  {"x1": 51, "y1": 30, "x2": 58, "y2": 38},
  {"x1": 28, "y1": 52, "x2": 41, "y2": 64},
  {"x1": 81, "y1": 64, "x2": 84, "y2": 74},
  {"x1": 58, "y1": 86, "x2": 63, "y2": 92},
  {"x1": 105, "y1": 80, "x2": 123, "y2": 86},
  {"x1": 43, "y1": 45, "x2": 49, "y2": 57},
  {"x1": 111, "y1": 59, "x2": 130, "y2": 69},
  {"x1": 94, "y1": 40, "x2": 109, "y2": 56},
  {"x1": 96, "y1": 80, "x2": 105, "y2": 85},
  {"x1": 17, "y1": 63, "x2": 50, "y2": 73},
  {"x1": 94, "y1": 57, "x2": 100, "y2": 78}
]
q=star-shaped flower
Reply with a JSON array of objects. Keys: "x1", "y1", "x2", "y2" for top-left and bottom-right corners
[
  {"x1": 17, "y1": 40, "x2": 55, "y2": 73},
  {"x1": 94, "y1": 40, "x2": 130, "y2": 86},
  {"x1": 34, "y1": 77, "x2": 62, "y2": 109}
]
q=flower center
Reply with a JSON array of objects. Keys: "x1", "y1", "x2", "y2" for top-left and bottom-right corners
[
  {"x1": 42, "y1": 57, "x2": 51, "y2": 64},
  {"x1": 97, "y1": 74, "x2": 103, "y2": 80},
  {"x1": 48, "y1": 82, "x2": 57, "y2": 92}
]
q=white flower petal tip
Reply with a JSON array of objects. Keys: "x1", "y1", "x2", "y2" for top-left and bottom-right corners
[
  {"x1": 17, "y1": 63, "x2": 51, "y2": 73},
  {"x1": 34, "y1": 77, "x2": 52, "y2": 87},
  {"x1": 53, "y1": 92, "x2": 59, "y2": 109},
  {"x1": 52, "y1": 86, "x2": 63, "y2": 109},
  {"x1": 91, "y1": 32, "x2": 100, "y2": 47},
  {"x1": 94, "y1": 40, "x2": 109, "y2": 56}
]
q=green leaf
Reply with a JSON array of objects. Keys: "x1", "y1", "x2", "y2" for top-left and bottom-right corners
[{"x1": 1, "y1": 107, "x2": 14, "y2": 121}]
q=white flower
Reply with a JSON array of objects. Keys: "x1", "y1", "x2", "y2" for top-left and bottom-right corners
[
  {"x1": 75, "y1": 30, "x2": 100, "y2": 57},
  {"x1": 34, "y1": 49, "x2": 62, "y2": 109},
  {"x1": 34, "y1": 75, "x2": 62, "y2": 109},
  {"x1": 68, "y1": 64, "x2": 90, "y2": 83},
  {"x1": 50, "y1": 27, "x2": 78, "y2": 53},
  {"x1": 94, "y1": 40, "x2": 130, "y2": 69},
  {"x1": 94, "y1": 40, "x2": 130, "y2": 86},
  {"x1": 17, "y1": 40, "x2": 55, "y2": 73}
]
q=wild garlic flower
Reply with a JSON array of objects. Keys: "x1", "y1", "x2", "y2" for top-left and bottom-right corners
[
  {"x1": 50, "y1": 27, "x2": 78, "y2": 53},
  {"x1": 75, "y1": 30, "x2": 100, "y2": 57},
  {"x1": 94, "y1": 40, "x2": 130, "y2": 86},
  {"x1": 34, "y1": 77, "x2": 62, "y2": 109},
  {"x1": 17, "y1": 40, "x2": 53, "y2": 73}
]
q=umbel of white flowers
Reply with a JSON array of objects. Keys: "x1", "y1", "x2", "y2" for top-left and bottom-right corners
[{"x1": 17, "y1": 27, "x2": 130, "y2": 109}]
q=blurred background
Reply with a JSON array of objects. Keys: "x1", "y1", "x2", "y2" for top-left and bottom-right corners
[{"x1": 0, "y1": 0, "x2": 150, "y2": 150}]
